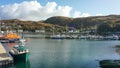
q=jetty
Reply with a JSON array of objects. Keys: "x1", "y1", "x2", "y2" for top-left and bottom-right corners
[
  {"x1": 100, "y1": 60, "x2": 120, "y2": 68},
  {"x1": 0, "y1": 43, "x2": 13, "y2": 65}
]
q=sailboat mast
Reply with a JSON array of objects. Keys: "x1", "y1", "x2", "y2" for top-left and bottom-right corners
[
  {"x1": 80, "y1": 23, "x2": 82, "y2": 35},
  {"x1": 52, "y1": 26, "x2": 55, "y2": 35},
  {"x1": 65, "y1": 24, "x2": 68, "y2": 34},
  {"x1": 0, "y1": 22, "x2": 1, "y2": 33}
]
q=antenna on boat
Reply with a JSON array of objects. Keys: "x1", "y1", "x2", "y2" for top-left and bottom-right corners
[{"x1": 18, "y1": 39, "x2": 25, "y2": 46}]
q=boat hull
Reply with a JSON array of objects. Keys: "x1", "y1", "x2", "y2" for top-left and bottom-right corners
[{"x1": 9, "y1": 52, "x2": 29, "y2": 62}]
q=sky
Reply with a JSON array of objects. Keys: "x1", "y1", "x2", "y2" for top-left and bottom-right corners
[{"x1": 0, "y1": 0, "x2": 120, "y2": 21}]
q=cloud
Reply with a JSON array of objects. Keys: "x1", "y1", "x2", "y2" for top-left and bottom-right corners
[
  {"x1": 73, "y1": 11, "x2": 81, "y2": 18},
  {"x1": 73, "y1": 11, "x2": 91, "y2": 18},
  {"x1": 0, "y1": 1, "x2": 72, "y2": 21},
  {"x1": 0, "y1": 1, "x2": 100, "y2": 21},
  {"x1": 96, "y1": 14, "x2": 103, "y2": 16}
]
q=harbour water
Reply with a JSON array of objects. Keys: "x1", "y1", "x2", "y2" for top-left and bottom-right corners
[{"x1": 3, "y1": 36, "x2": 120, "y2": 68}]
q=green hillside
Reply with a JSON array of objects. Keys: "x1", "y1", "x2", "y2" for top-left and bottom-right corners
[
  {"x1": 45, "y1": 15, "x2": 120, "y2": 35},
  {"x1": 0, "y1": 15, "x2": 120, "y2": 35},
  {"x1": 0, "y1": 19, "x2": 64, "y2": 32}
]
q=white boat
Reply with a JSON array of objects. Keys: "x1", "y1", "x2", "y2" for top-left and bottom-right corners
[
  {"x1": 50, "y1": 34, "x2": 66, "y2": 39},
  {"x1": 104, "y1": 35, "x2": 119, "y2": 40}
]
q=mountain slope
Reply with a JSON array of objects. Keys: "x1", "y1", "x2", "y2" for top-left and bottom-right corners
[{"x1": 44, "y1": 15, "x2": 120, "y2": 29}]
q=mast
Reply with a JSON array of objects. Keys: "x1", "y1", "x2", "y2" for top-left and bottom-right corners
[
  {"x1": 80, "y1": 22, "x2": 82, "y2": 35},
  {"x1": 52, "y1": 26, "x2": 55, "y2": 35},
  {"x1": 0, "y1": 22, "x2": 1, "y2": 33},
  {"x1": 65, "y1": 24, "x2": 68, "y2": 34},
  {"x1": 94, "y1": 25, "x2": 97, "y2": 35}
]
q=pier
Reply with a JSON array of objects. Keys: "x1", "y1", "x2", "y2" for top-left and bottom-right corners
[{"x1": 0, "y1": 43, "x2": 13, "y2": 66}]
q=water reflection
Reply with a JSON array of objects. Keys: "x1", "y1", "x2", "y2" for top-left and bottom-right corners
[
  {"x1": 115, "y1": 45, "x2": 120, "y2": 56},
  {"x1": 0, "y1": 64, "x2": 14, "y2": 68},
  {"x1": 0, "y1": 56, "x2": 30, "y2": 68},
  {"x1": 14, "y1": 60, "x2": 30, "y2": 68},
  {"x1": 29, "y1": 39, "x2": 100, "y2": 68},
  {"x1": 2, "y1": 39, "x2": 120, "y2": 68},
  {"x1": 99, "y1": 45, "x2": 120, "y2": 68}
]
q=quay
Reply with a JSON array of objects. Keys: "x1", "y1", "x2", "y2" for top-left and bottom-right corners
[
  {"x1": 0, "y1": 43, "x2": 13, "y2": 66},
  {"x1": 100, "y1": 60, "x2": 120, "y2": 68}
]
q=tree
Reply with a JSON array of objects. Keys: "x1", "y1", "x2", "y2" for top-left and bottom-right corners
[{"x1": 97, "y1": 23, "x2": 112, "y2": 35}]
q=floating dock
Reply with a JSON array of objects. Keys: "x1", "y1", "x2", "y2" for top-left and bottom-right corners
[
  {"x1": 100, "y1": 60, "x2": 120, "y2": 68},
  {"x1": 0, "y1": 43, "x2": 13, "y2": 65}
]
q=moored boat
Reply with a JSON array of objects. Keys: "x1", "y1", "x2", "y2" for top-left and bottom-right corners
[
  {"x1": 4, "y1": 33, "x2": 21, "y2": 43},
  {"x1": 0, "y1": 32, "x2": 26, "y2": 43},
  {"x1": 9, "y1": 43, "x2": 29, "y2": 62},
  {"x1": 50, "y1": 34, "x2": 66, "y2": 39}
]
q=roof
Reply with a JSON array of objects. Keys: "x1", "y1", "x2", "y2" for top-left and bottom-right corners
[
  {"x1": 14, "y1": 45, "x2": 27, "y2": 51},
  {"x1": 4, "y1": 33, "x2": 21, "y2": 39}
]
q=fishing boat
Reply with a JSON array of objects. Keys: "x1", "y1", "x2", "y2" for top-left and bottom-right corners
[
  {"x1": 4, "y1": 33, "x2": 20, "y2": 43},
  {"x1": 9, "y1": 42, "x2": 29, "y2": 61},
  {"x1": 2, "y1": 32, "x2": 26, "y2": 43}
]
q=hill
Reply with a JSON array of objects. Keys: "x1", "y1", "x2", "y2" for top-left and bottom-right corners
[
  {"x1": 0, "y1": 15, "x2": 120, "y2": 35},
  {"x1": 0, "y1": 19, "x2": 64, "y2": 32},
  {"x1": 45, "y1": 15, "x2": 120, "y2": 35},
  {"x1": 45, "y1": 15, "x2": 120, "y2": 28}
]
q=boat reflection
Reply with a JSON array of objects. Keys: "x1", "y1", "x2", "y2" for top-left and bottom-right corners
[
  {"x1": 14, "y1": 60, "x2": 30, "y2": 68},
  {"x1": 0, "y1": 64, "x2": 14, "y2": 68}
]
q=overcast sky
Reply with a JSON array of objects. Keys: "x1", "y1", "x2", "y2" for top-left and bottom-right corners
[{"x1": 0, "y1": 0, "x2": 119, "y2": 21}]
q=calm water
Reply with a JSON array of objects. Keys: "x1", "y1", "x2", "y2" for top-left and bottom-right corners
[{"x1": 4, "y1": 38, "x2": 120, "y2": 68}]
